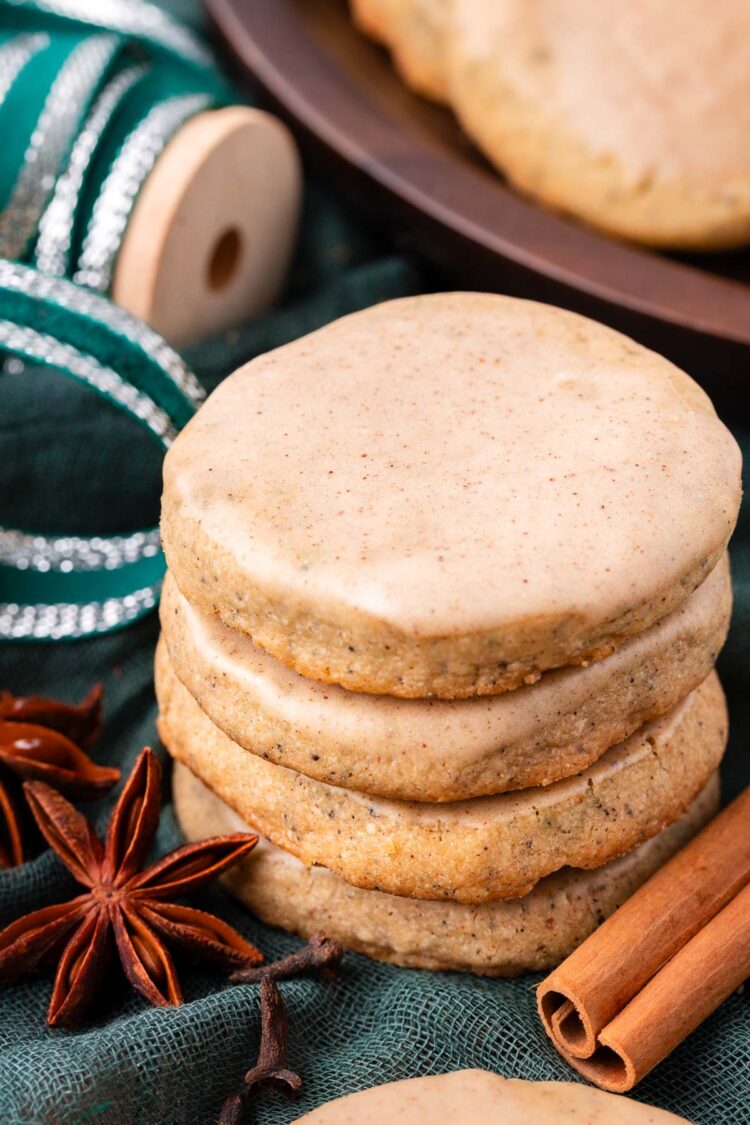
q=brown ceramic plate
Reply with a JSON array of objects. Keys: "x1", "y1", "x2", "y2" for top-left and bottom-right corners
[{"x1": 207, "y1": 0, "x2": 750, "y2": 408}]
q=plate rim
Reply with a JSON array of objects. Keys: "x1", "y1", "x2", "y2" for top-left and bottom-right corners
[{"x1": 208, "y1": 0, "x2": 750, "y2": 354}]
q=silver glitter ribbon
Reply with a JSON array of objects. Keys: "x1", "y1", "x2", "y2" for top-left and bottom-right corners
[
  {"x1": 3, "y1": 0, "x2": 213, "y2": 68},
  {"x1": 74, "y1": 91, "x2": 211, "y2": 293},
  {"x1": 0, "y1": 528, "x2": 162, "y2": 571},
  {"x1": 0, "y1": 8, "x2": 214, "y2": 640},
  {"x1": 0, "y1": 318, "x2": 176, "y2": 641},
  {"x1": 0, "y1": 528, "x2": 162, "y2": 641},
  {"x1": 0, "y1": 30, "x2": 49, "y2": 104},
  {"x1": 0, "y1": 586, "x2": 160, "y2": 641},
  {"x1": 35, "y1": 62, "x2": 147, "y2": 277},
  {"x1": 0, "y1": 318, "x2": 178, "y2": 444},
  {"x1": 0, "y1": 32, "x2": 119, "y2": 260},
  {"x1": 0, "y1": 260, "x2": 204, "y2": 407}
]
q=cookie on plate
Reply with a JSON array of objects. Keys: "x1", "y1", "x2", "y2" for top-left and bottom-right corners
[
  {"x1": 448, "y1": 0, "x2": 750, "y2": 248},
  {"x1": 161, "y1": 295, "x2": 740, "y2": 700},
  {"x1": 175, "y1": 763, "x2": 717, "y2": 977},
  {"x1": 157, "y1": 643, "x2": 726, "y2": 904},
  {"x1": 350, "y1": 0, "x2": 449, "y2": 103},
  {"x1": 160, "y1": 557, "x2": 730, "y2": 801}
]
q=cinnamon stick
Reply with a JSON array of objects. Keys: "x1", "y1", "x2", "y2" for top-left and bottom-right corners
[
  {"x1": 561, "y1": 881, "x2": 750, "y2": 1091},
  {"x1": 538, "y1": 786, "x2": 750, "y2": 1089}
]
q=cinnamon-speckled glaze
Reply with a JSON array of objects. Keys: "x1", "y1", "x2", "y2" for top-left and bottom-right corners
[
  {"x1": 160, "y1": 557, "x2": 730, "y2": 800},
  {"x1": 161, "y1": 294, "x2": 740, "y2": 698},
  {"x1": 157, "y1": 641, "x2": 727, "y2": 905},
  {"x1": 449, "y1": 0, "x2": 750, "y2": 248}
]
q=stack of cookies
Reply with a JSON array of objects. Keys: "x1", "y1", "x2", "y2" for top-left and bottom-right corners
[
  {"x1": 156, "y1": 293, "x2": 741, "y2": 976},
  {"x1": 350, "y1": 0, "x2": 750, "y2": 250}
]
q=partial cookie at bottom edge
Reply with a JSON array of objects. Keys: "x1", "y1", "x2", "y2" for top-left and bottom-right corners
[
  {"x1": 173, "y1": 764, "x2": 718, "y2": 976},
  {"x1": 290, "y1": 1069, "x2": 690, "y2": 1123}
]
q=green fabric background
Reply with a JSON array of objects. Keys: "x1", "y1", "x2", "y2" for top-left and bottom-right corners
[{"x1": 0, "y1": 8, "x2": 748, "y2": 1124}]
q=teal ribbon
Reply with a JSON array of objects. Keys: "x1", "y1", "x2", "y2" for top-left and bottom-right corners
[
  {"x1": 0, "y1": 262, "x2": 203, "y2": 640},
  {"x1": 0, "y1": 0, "x2": 236, "y2": 639},
  {"x1": 0, "y1": 0, "x2": 215, "y2": 71}
]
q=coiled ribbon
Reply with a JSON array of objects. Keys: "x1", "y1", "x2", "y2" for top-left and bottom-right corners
[{"x1": 0, "y1": 0, "x2": 236, "y2": 640}]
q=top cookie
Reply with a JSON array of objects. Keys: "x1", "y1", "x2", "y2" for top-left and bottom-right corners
[
  {"x1": 291, "y1": 1069, "x2": 688, "y2": 1123},
  {"x1": 449, "y1": 0, "x2": 750, "y2": 249},
  {"x1": 161, "y1": 293, "x2": 740, "y2": 698}
]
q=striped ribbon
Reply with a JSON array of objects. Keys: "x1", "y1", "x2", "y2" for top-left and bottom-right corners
[
  {"x1": 0, "y1": 262, "x2": 203, "y2": 640},
  {"x1": 0, "y1": 0, "x2": 234, "y2": 640}
]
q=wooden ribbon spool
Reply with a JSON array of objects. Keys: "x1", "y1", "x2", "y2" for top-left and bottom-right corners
[{"x1": 113, "y1": 105, "x2": 302, "y2": 348}]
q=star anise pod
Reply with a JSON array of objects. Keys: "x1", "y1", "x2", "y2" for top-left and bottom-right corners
[
  {"x1": 0, "y1": 747, "x2": 262, "y2": 1027},
  {"x1": 0, "y1": 685, "x2": 119, "y2": 868}
]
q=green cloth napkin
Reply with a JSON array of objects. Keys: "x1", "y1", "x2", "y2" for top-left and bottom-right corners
[{"x1": 0, "y1": 18, "x2": 748, "y2": 1125}]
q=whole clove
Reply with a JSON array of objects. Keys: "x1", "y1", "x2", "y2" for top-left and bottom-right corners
[
  {"x1": 231, "y1": 933, "x2": 343, "y2": 985},
  {"x1": 219, "y1": 978, "x2": 302, "y2": 1124}
]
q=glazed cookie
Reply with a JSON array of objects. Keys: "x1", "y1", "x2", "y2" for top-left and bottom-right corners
[
  {"x1": 287, "y1": 1070, "x2": 690, "y2": 1122},
  {"x1": 174, "y1": 764, "x2": 717, "y2": 977},
  {"x1": 448, "y1": 0, "x2": 750, "y2": 249},
  {"x1": 160, "y1": 558, "x2": 730, "y2": 801},
  {"x1": 348, "y1": 0, "x2": 391, "y2": 44},
  {"x1": 161, "y1": 294, "x2": 741, "y2": 699},
  {"x1": 157, "y1": 645, "x2": 727, "y2": 904},
  {"x1": 350, "y1": 0, "x2": 450, "y2": 103}
]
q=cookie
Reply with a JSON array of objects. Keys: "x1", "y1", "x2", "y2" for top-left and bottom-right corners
[
  {"x1": 448, "y1": 0, "x2": 750, "y2": 249},
  {"x1": 160, "y1": 556, "x2": 730, "y2": 801},
  {"x1": 161, "y1": 294, "x2": 740, "y2": 699},
  {"x1": 289, "y1": 1071, "x2": 691, "y2": 1122},
  {"x1": 156, "y1": 644, "x2": 726, "y2": 903},
  {"x1": 290, "y1": 1070, "x2": 691, "y2": 1122},
  {"x1": 174, "y1": 763, "x2": 717, "y2": 977},
  {"x1": 349, "y1": 0, "x2": 391, "y2": 44},
  {"x1": 350, "y1": 0, "x2": 449, "y2": 103}
]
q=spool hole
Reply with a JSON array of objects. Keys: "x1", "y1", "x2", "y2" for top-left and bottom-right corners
[{"x1": 207, "y1": 227, "x2": 242, "y2": 291}]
